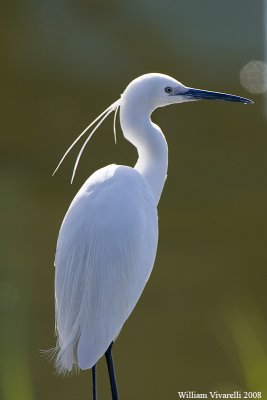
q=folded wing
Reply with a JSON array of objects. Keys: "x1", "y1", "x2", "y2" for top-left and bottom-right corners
[{"x1": 54, "y1": 164, "x2": 158, "y2": 372}]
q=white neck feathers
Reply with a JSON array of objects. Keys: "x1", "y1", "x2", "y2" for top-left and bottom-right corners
[{"x1": 120, "y1": 102, "x2": 168, "y2": 205}]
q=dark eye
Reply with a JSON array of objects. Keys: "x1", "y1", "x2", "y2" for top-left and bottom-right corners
[{"x1": 165, "y1": 86, "x2": 173, "y2": 94}]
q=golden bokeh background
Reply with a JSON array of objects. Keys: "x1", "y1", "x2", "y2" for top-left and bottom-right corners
[{"x1": 1, "y1": 1, "x2": 267, "y2": 399}]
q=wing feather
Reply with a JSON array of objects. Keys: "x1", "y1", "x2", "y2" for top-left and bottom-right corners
[{"x1": 54, "y1": 164, "x2": 158, "y2": 372}]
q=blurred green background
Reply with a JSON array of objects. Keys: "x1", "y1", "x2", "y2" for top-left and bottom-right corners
[{"x1": 1, "y1": 0, "x2": 267, "y2": 399}]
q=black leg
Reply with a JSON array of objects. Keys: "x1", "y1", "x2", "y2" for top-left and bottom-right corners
[
  {"x1": 92, "y1": 364, "x2": 97, "y2": 400},
  {"x1": 105, "y1": 342, "x2": 119, "y2": 400}
]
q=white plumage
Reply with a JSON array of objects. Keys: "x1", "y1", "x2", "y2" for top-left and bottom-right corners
[
  {"x1": 53, "y1": 73, "x2": 252, "y2": 378},
  {"x1": 55, "y1": 164, "x2": 157, "y2": 371}
]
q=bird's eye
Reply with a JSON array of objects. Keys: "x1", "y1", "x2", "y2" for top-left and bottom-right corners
[{"x1": 165, "y1": 87, "x2": 173, "y2": 94}]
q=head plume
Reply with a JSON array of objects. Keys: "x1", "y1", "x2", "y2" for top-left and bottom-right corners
[{"x1": 53, "y1": 99, "x2": 121, "y2": 183}]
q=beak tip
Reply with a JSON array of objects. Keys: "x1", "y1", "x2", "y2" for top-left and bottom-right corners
[{"x1": 243, "y1": 98, "x2": 254, "y2": 105}]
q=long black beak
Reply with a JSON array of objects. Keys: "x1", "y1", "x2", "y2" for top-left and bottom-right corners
[{"x1": 183, "y1": 87, "x2": 253, "y2": 104}]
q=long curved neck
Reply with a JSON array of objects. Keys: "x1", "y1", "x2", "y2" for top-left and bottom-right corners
[{"x1": 120, "y1": 102, "x2": 168, "y2": 205}]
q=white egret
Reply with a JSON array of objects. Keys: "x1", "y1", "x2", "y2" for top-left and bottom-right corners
[{"x1": 52, "y1": 73, "x2": 252, "y2": 399}]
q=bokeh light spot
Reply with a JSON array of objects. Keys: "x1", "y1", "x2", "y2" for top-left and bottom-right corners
[{"x1": 240, "y1": 60, "x2": 267, "y2": 94}]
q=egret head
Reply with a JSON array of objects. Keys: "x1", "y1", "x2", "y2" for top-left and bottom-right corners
[
  {"x1": 54, "y1": 72, "x2": 253, "y2": 184},
  {"x1": 121, "y1": 73, "x2": 186, "y2": 111},
  {"x1": 121, "y1": 73, "x2": 253, "y2": 113}
]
